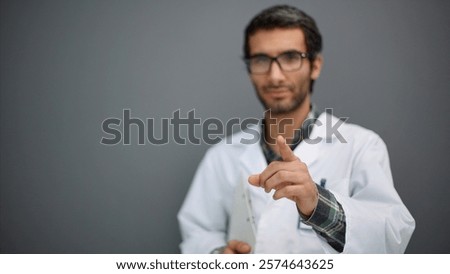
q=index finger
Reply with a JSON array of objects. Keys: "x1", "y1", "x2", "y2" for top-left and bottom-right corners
[{"x1": 276, "y1": 135, "x2": 298, "y2": 162}]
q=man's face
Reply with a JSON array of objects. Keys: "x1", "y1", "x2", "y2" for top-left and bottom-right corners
[{"x1": 248, "y1": 28, "x2": 322, "y2": 114}]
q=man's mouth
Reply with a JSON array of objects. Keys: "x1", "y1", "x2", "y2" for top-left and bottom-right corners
[{"x1": 265, "y1": 88, "x2": 290, "y2": 98}]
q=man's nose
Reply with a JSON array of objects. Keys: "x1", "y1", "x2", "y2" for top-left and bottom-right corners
[{"x1": 268, "y1": 60, "x2": 286, "y2": 82}]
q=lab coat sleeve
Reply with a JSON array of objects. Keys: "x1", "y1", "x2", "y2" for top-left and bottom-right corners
[
  {"x1": 177, "y1": 147, "x2": 232, "y2": 253},
  {"x1": 332, "y1": 134, "x2": 415, "y2": 253}
]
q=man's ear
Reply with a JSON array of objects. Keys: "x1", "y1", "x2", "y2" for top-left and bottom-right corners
[{"x1": 310, "y1": 54, "x2": 323, "y2": 80}]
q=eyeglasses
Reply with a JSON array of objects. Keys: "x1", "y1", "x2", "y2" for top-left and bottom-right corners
[{"x1": 244, "y1": 50, "x2": 309, "y2": 74}]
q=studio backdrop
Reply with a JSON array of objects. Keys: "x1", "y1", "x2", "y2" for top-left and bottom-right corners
[{"x1": 1, "y1": 0, "x2": 449, "y2": 253}]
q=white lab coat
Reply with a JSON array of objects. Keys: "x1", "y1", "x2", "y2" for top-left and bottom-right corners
[{"x1": 177, "y1": 112, "x2": 415, "y2": 253}]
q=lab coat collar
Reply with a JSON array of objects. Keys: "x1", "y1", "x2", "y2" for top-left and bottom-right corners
[{"x1": 238, "y1": 111, "x2": 338, "y2": 172}]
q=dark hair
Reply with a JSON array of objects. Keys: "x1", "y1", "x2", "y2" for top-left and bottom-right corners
[{"x1": 244, "y1": 5, "x2": 322, "y2": 60}]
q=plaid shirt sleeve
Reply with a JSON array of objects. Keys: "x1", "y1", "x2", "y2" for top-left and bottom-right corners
[{"x1": 300, "y1": 185, "x2": 346, "y2": 252}]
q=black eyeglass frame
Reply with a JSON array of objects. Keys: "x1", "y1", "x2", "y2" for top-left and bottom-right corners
[{"x1": 243, "y1": 50, "x2": 310, "y2": 74}]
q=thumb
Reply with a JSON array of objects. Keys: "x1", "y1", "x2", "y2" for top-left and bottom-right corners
[
  {"x1": 276, "y1": 135, "x2": 298, "y2": 162},
  {"x1": 248, "y1": 174, "x2": 260, "y2": 187}
]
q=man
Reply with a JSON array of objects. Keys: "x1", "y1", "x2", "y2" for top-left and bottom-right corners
[{"x1": 178, "y1": 5, "x2": 415, "y2": 253}]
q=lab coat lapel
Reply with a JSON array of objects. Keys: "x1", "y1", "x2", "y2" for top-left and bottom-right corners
[
  {"x1": 239, "y1": 140, "x2": 266, "y2": 176},
  {"x1": 291, "y1": 112, "x2": 329, "y2": 167},
  {"x1": 237, "y1": 130, "x2": 273, "y2": 206},
  {"x1": 293, "y1": 136, "x2": 321, "y2": 167}
]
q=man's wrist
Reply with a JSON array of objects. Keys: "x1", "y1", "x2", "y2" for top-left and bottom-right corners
[{"x1": 296, "y1": 183, "x2": 319, "y2": 219}]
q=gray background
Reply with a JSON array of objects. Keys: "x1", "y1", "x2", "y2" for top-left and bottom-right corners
[{"x1": 1, "y1": 0, "x2": 449, "y2": 253}]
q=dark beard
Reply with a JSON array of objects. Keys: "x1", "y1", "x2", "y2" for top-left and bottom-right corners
[{"x1": 255, "y1": 87, "x2": 307, "y2": 115}]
